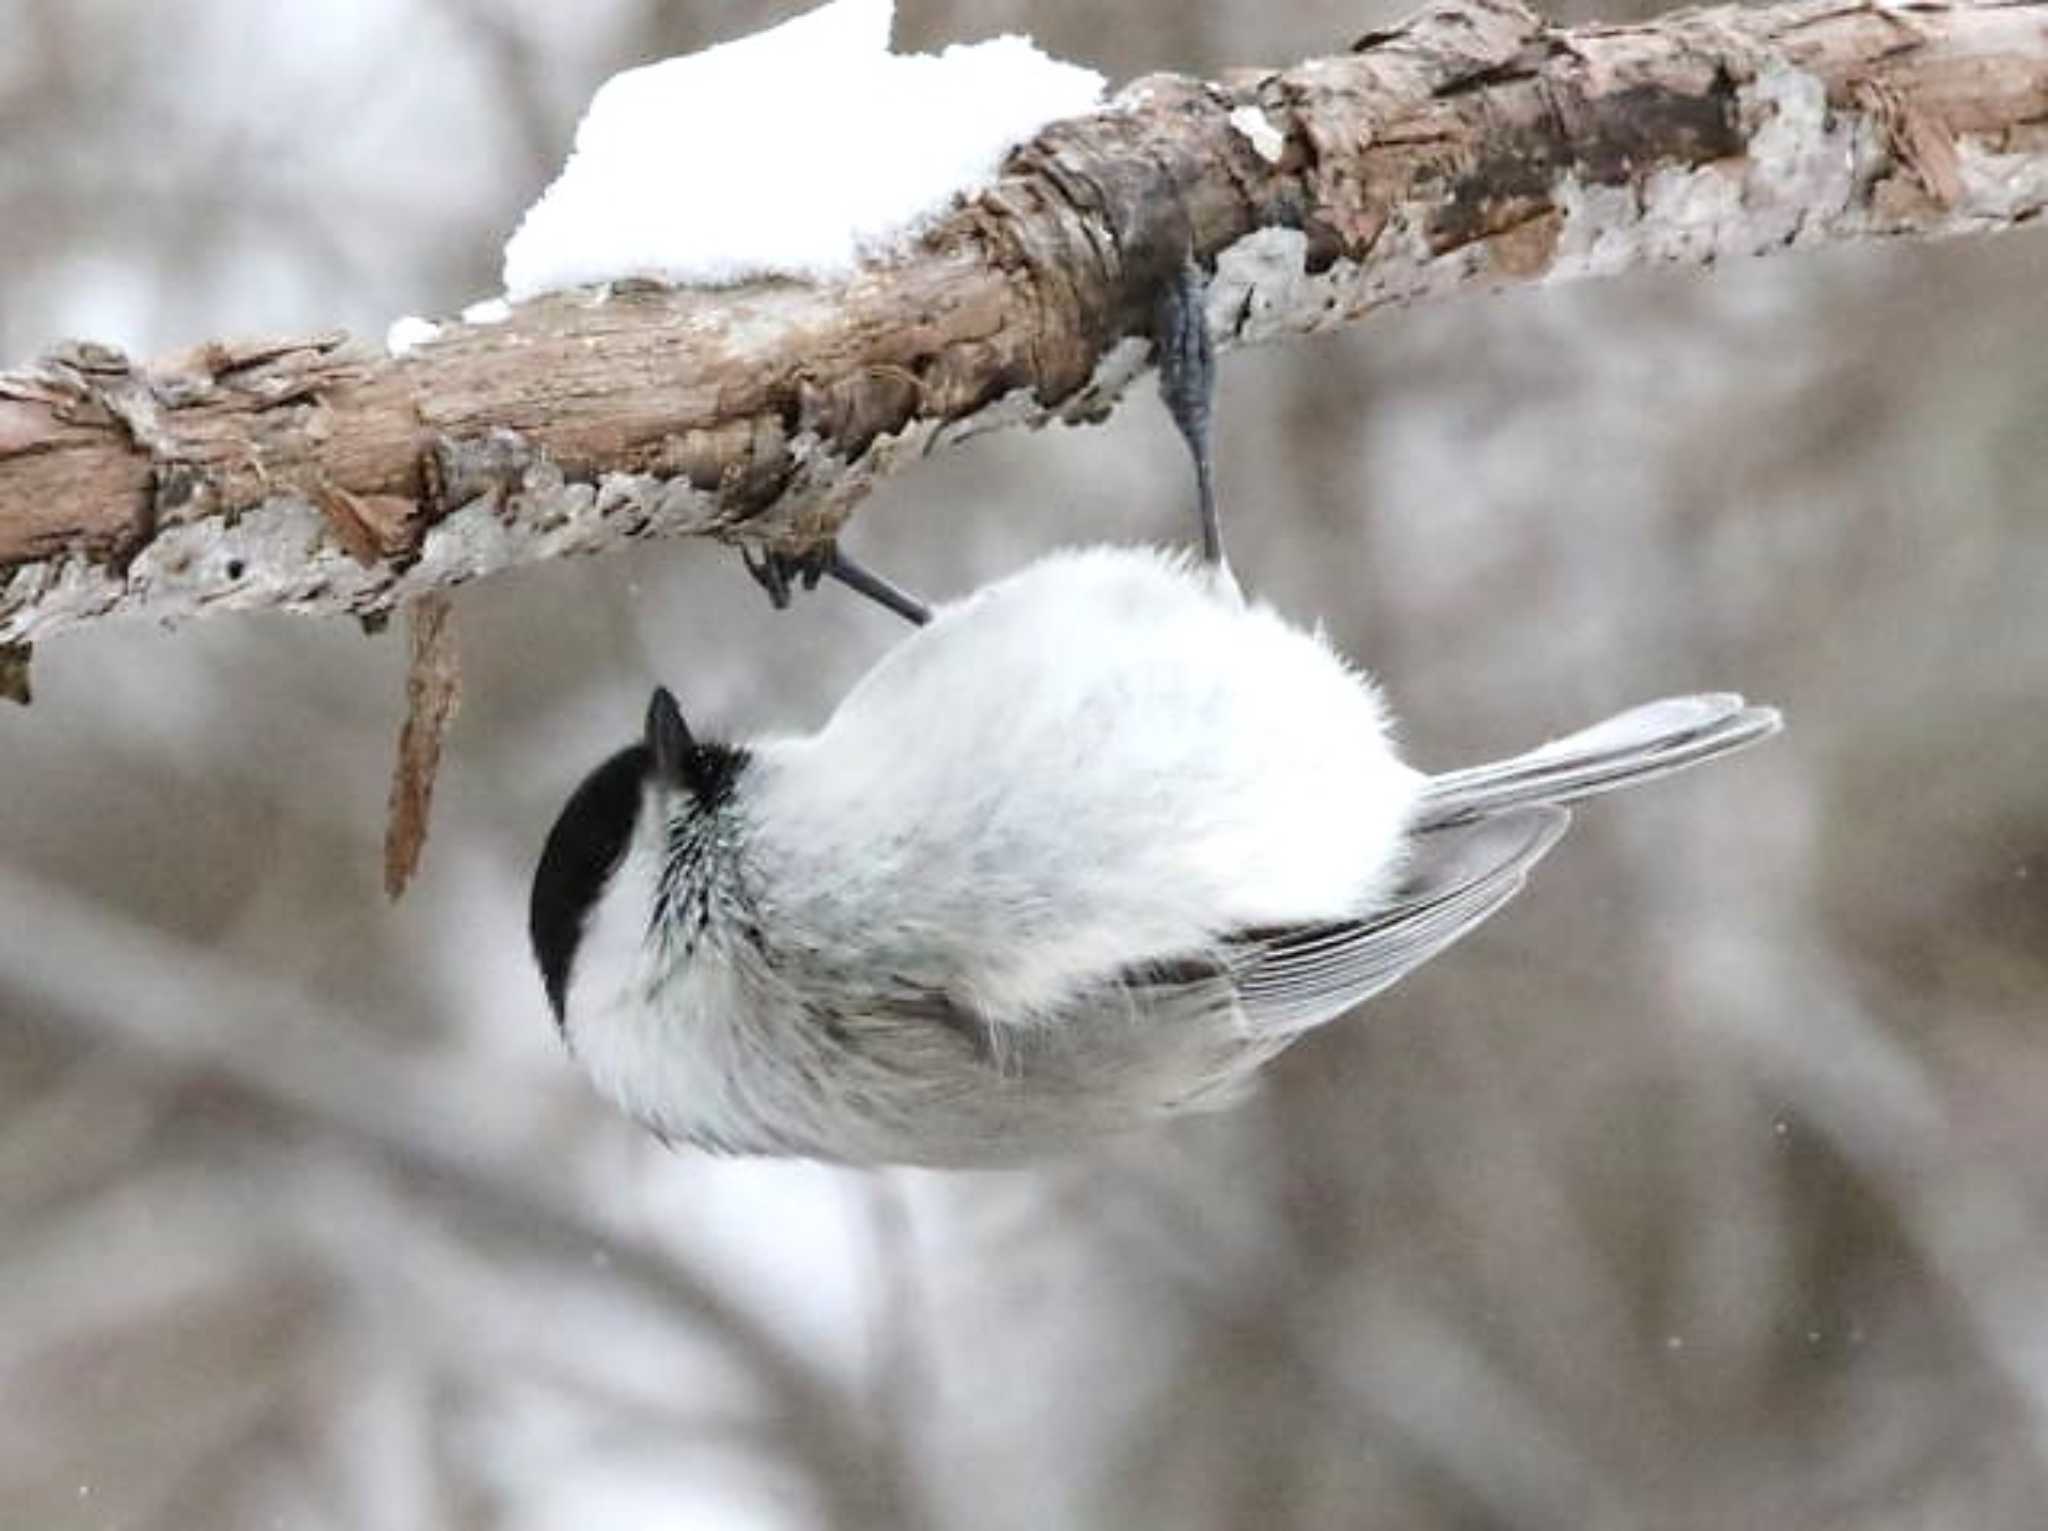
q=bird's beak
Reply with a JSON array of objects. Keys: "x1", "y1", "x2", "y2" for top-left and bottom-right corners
[{"x1": 646, "y1": 686, "x2": 696, "y2": 787}]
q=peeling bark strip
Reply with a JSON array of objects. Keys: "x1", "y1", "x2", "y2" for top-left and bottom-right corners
[
  {"x1": 3, "y1": 0, "x2": 2045, "y2": 647},
  {"x1": 383, "y1": 593, "x2": 461, "y2": 900},
  {"x1": 0, "y1": 642, "x2": 31, "y2": 706}
]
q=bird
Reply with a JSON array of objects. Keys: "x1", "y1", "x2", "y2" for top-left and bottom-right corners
[{"x1": 530, "y1": 546, "x2": 1777, "y2": 1165}]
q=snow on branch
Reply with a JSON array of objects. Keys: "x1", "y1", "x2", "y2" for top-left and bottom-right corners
[{"x1": 3, "y1": 0, "x2": 2046, "y2": 653}]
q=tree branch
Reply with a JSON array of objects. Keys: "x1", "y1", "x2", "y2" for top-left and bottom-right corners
[{"x1": 4, "y1": 0, "x2": 2044, "y2": 647}]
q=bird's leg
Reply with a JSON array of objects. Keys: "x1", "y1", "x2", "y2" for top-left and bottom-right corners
[
  {"x1": 1153, "y1": 261, "x2": 1225, "y2": 568},
  {"x1": 741, "y1": 542, "x2": 930, "y2": 627},
  {"x1": 819, "y1": 546, "x2": 931, "y2": 626}
]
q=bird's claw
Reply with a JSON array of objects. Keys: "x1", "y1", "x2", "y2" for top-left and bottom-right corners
[{"x1": 741, "y1": 543, "x2": 832, "y2": 611}]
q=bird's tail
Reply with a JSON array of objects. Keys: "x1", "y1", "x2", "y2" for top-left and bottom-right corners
[{"x1": 1414, "y1": 693, "x2": 1782, "y2": 830}]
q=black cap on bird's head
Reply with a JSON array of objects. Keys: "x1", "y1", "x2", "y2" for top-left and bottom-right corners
[{"x1": 528, "y1": 688, "x2": 746, "y2": 1025}]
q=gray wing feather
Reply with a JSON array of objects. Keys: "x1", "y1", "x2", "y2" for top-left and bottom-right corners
[{"x1": 1226, "y1": 805, "x2": 1569, "y2": 1036}]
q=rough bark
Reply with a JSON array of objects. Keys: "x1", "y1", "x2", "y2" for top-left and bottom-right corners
[
  {"x1": 3, "y1": 0, "x2": 2044, "y2": 649},
  {"x1": 383, "y1": 593, "x2": 461, "y2": 900}
]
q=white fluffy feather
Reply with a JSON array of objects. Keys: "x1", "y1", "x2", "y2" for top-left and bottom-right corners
[{"x1": 740, "y1": 546, "x2": 1424, "y2": 1021}]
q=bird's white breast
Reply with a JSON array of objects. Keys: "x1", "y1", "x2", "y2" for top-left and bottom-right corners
[{"x1": 562, "y1": 823, "x2": 771, "y2": 1148}]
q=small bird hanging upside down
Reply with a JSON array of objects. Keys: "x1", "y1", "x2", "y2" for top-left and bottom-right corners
[{"x1": 529, "y1": 267, "x2": 1782, "y2": 1167}]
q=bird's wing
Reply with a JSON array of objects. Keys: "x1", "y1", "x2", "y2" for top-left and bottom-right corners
[
  {"x1": 1221, "y1": 805, "x2": 1570, "y2": 1037},
  {"x1": 797, "y1": 808, "x2": 1567, "y2": 1145}
]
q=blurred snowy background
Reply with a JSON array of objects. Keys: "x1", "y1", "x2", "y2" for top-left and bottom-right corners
[{"x1": 3, "y1": 1, "x2": 2046, "y2": 1527}]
